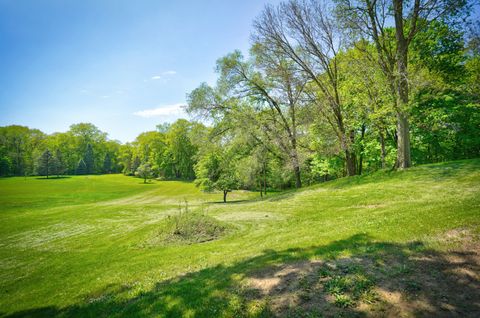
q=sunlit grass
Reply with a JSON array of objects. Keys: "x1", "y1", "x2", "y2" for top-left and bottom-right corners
[{"x1": 0, "y1": 159, "x2": 479, "y2": 317}]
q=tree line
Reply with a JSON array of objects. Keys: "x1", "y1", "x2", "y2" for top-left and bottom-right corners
[{"x1": 1, "y1": 0, "x2": 479, "y2": 201}]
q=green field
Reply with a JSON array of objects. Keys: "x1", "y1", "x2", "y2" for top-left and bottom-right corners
[{"x1": 1, "y1": 159, "x2": 480, "y2": 317}]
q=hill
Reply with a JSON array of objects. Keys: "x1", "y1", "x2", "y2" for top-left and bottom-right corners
[{"x1": 0, "y1": 159, "x2": 479, "y2": 317}]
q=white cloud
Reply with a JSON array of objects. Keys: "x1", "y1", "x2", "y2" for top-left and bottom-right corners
[
  {"x1": 133, "y1": 103, "x2": 186, "y2": 118},
  {"x1": 150, "y1": 71, "x2": 176, "y2": 81}
]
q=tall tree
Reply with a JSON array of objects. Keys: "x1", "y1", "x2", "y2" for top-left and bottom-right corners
[
  {"x1": 76, "y1": 159, "x2": 87, "y2": 175},
  {"x1": 53, "y1": 149, "x2": 66, "y2": 177},
  {"x1": 253, "y1": 0, "x2": 358, "y2": 175},
  {"x1": 103, "y1": 152, "x2": 112, "y2": 174},
  {"x1": 336, "y1": 0, "x2": 469, "y2": 168},
  {"x1": 36, "y1": 149, "x2": 53, "y2": 178},
  {"x1": 84, "y1": 144, "x2": 94, "y2": 174}
]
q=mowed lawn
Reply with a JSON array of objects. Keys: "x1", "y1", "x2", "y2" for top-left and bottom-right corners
[{"x1": 1, "y1": 159, "x2": 479, "y2": 317}]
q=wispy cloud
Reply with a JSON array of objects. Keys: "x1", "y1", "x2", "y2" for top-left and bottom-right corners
[
  {"x1": 133, "y1": 103, "x2": 186, "y2": 118},
  {"x1": 150, "y1": 70, "x2": 177, "y2": 81}
]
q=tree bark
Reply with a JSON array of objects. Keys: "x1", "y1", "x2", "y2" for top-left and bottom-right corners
[
  {"x1": 223, "y1": 190, "x2": 227, "y2": 203},
  {"x1": 358, "y1": 124, "x2": 366, "y2": 175},
  {"x1": 396, "y1": 112, "x2": 411, "y2": 168},
  {"x1": 263, "y1": 161, "x2": 267, "y2": 196},
  {"x1": 345, "y1": 149, "x2": 356, "y2": 176},
  {"x1": 380, "y1": 131, "x2": 386, "y2": 169},
  {"x1": 394, "y1": 0, "x2": 412, "y2": 169},
  {"x1": 293, "y1": 163, "x2": 302, "y2": 189}
]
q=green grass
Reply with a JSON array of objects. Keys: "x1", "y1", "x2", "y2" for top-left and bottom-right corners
[{"x1": 0, "y1": 159, "x2": 479, "y2": 317}]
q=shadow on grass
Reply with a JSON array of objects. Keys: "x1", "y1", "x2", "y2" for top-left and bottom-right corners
[
  {"x1": 4, "y1": 234, "x2": 479, "y2": 317},
  {"x1": 211, "y1": 199, "x2": 251, "y2": 205},
  {"x1": 34, "y1": 176, "x2": 71, "y2": 180}
]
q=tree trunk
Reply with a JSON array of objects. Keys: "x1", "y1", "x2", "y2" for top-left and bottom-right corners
[
  {"x1": 293, "y1": 164, "x2": 301, "y2": 188},
  {"x1": 223, "y1": 190, "x2": 227, "y2": 203},
  {"x1": 380, "y1": 131, "x2": 386, "y2": 169},
  {"x1": 396, "y1": 111, "x2": 411, "y2": 168},
  {"x1": 394, "y1": 0, "x2": 412, "y2": 169},
  {"x1": 263, "y1": 162, "x2": 267, "y2": 196},
  {"x1": 345, "y1": 149, "x2": 356, "y2": 176},
  {"x1": 358, "y1": 124, "x2": 366, "y2": 175}
]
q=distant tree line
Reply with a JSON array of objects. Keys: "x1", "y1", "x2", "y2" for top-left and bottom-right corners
[{"x1": 0, "y1": 123, "x2": 122, "y2": 177}]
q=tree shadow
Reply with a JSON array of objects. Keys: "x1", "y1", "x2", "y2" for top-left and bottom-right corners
[
  {"x1": 4, "y1": 233, "x2": 479, "y2": 317},
  {"x1": 211, "y1": 199, "x2": 251, "y2": 204},
  {"x1": 34, "y1": 176, "x2": 72, "y2": 180}
]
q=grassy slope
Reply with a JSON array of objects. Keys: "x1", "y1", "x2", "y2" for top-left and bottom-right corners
[{"x1": 0, "y1": 159, "x2": 479, "y2": 317}]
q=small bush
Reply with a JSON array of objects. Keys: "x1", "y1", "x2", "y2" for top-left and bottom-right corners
[{"x1": 147, "y1": 201, "x2": 229, "y2": 246}]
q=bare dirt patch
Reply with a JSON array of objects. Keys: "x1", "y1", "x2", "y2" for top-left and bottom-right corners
[{"x1": 244, "y1": 230, "x2": 480, "y2": 317}]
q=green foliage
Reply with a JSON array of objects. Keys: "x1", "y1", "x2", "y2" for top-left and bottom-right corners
[
  {"x1": 103, "y1": 152, "x2": 112, "y2": 173},
  {"x1": 194, "y1": 146, "x2": 239, "y2": 202},
  {"x1": 84, "y1": 143, "x2": 95, "y2": 174},
  {"x1": 411, "y1": 88, "x2": 480, "y2": 163},
  {"x1": 35, "y1": 149, "x2": 54, "y2": 178},
  {"x1": 135, "y1": 163, "x2": 152, "y2": 183},
  {"x1": 53, "y1": 149, "x2": 66, "y2": 176},
  {"x1": 76, "y1": 158, "x2": 87, "y2": 175}
]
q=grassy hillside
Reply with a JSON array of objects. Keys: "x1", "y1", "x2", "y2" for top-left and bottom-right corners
[{"x1": 0, "y1": 159, "x2": 479, "y2": 317}]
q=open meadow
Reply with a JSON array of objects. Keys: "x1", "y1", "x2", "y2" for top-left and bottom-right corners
[{"x1": 1, "y1": 159, "x2": 479, "y2": 317}]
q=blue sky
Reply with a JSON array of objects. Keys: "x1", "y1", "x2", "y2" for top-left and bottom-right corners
[
  {"x1": 1, "y1": 1, "x2": 478, "y2": 143},
  {"x1": 0, "y1": 0, "x2": 279, "y2": 142}
]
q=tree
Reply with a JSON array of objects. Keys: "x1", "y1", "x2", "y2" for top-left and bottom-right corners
[
  {"x1": 164, "y1": 119, "x2": 198, "y2": 180},
  {"x1": 336, "y1": 0, "x2": 469, "y2": 168},
  {"x1": 188, "y1": 50, "x2": 307, "y2": 187},
  {"x1": 253, "y1": 0, "x2": 358, "y2": 176},
  {"x1": 135, "y1": 163, "x2": 152, "y2": 183},
  {"x1": 76, "y1": 159, "x2": 87, "y2": 175},
  {"x1": 103, "y1": 152, "x2": 112, "y2": 174},
  {"x1": 53, "y1": 149, "x2": 66, "y2": 177},
  {"x1": 84, "y1": 143, "x2": 94, "y2": 174},
  {"x1": 195, "y1": 147, "x2": 239, "y2": 203},
  {"x1": 36, "y1": 149, "x2": 54, "y2": 178}
]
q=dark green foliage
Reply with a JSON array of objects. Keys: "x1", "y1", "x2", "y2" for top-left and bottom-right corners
[
  {"x1": 103, "y1": 152, "x2": 112, "y2": 173},
  {"x1": 76, "y1": 159, "x2": 87, "y2": 175},
  {"x1": 84, "y1": 144, "x2": 94, "y2": 174},
  {"x1": 411, "y1": 21, "x2": 466, "y2": 83},
  {"x1": 35, "y1": 149, "x2": 54, "y2": 178},
  {"x1": 53, "y1": 149, "x2": 66, "y2": 176},
  {"x1": 411, "y1": 89, "x2": 480, "y2": 163},
  {"x1": 0, "y1": 123, "x2": 123, "y2": 177}
]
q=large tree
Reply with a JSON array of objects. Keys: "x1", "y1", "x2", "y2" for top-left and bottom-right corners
[
  {"x1": 36, "y1": 149, "x2": 54, "y2": 178},
  {"x1": 253, "y1": 0, "x2": 359, "y2": 175},
  {"x1": 335, "y1": 0, "x2": 469, "y2": 168}
]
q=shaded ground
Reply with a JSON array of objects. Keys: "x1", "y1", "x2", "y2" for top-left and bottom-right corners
[
  {"x1": 246, "y1": 229, "x2": 480, "y2": 317},
  {"x1": 3, "y1": 229, "x2": 479, "y2": 318}
]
